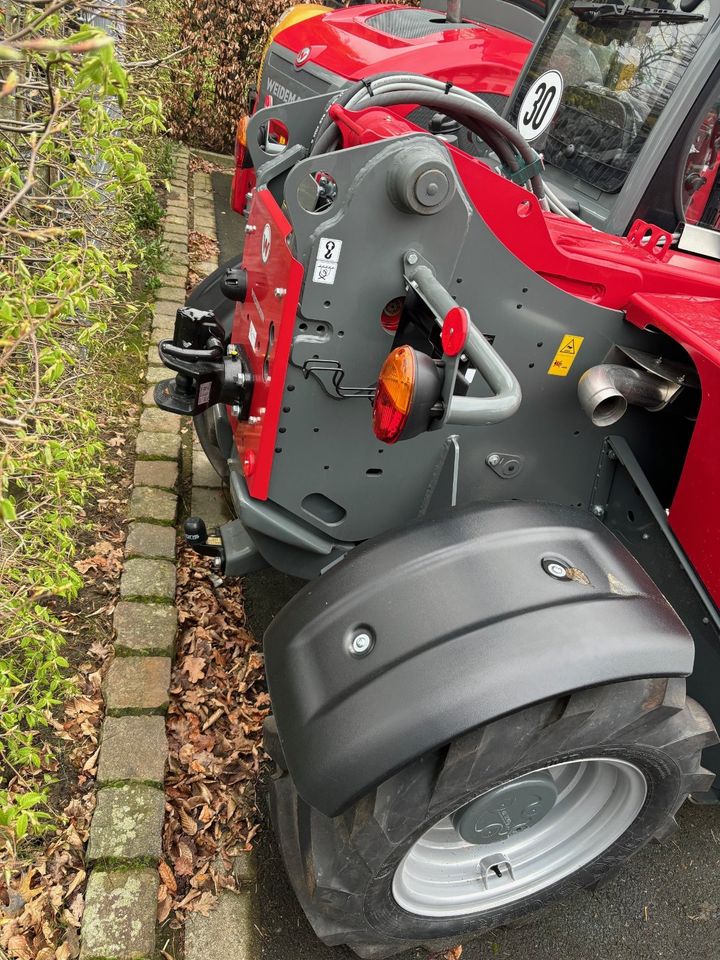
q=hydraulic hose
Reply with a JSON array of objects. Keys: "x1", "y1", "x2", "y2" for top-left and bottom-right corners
[{"x1": 309, "y1": 74, "x2": 550, "y2": 207}]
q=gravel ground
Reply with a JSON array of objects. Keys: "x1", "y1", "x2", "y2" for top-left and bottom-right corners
[{"x1": 212, "y1": 169, "x2": 720, "y2": 960}]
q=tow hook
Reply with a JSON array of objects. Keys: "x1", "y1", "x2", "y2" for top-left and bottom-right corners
[{"x1": 154, "y1": 306, "x2": 252, "y2": 417}]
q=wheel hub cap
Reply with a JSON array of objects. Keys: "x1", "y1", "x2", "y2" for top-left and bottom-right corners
[
  {"x1": 453, "y1": 771, "x2": 558, "y2": 844},
  {"x1": 392, "y1": 758, "x2": 647, "y2": 918}
]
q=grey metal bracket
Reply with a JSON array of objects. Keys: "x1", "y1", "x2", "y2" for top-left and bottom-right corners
[
  {"x1": 486, "y1": 451, "x2": 525, "y2": 479},
  {"x1": 403, "y1": 249, "x2": 522, "y2": 426},
  {"x1": 256, "y1": 143, "x2": 309, "y2": 190}
]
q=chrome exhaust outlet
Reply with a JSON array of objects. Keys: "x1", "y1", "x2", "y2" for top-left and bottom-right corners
[
  {"x1": 446, "y1": 0, "x2": 462, "y2": 22},
  {"x1": 577, "y1": 364, "x2": 677, "y2": 427}
]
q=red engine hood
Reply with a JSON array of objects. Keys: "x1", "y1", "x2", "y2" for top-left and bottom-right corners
[{"x1": 274, "y1": 5, "x2": 531, "y2": 98}]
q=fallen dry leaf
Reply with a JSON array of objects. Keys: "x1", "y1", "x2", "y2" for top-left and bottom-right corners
[{"x1": 158, "y1": 861, "x2": 177, "y2": 895}]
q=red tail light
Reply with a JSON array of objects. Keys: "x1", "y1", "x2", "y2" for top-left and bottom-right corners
[
  {"x1": 373, "y1": 346, "x2": 443, "y2": 444},
  {"x1": 373, "y1": 346, "x2": 416, "y2": 443}
]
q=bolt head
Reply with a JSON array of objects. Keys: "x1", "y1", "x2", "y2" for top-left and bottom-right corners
[
  {"x1": 245, "y1": 223, "x2": 257, "y2": 233},
  {"x1": 541, "y1": 557, "x2": 571, "y2": 581},
  {"x1": 592, "y1": 505, "x2": 605, "y2": 518},
  {"x1": 487, "y1": 454, "x2": 501, "y2": 467},
  {"x1": 274, "y1": 287, "x2": 287, "y2": 299},
  {"x1": 406, "y1": 252, "x2": 419, "y2": 265},
  {"x1": 350, "y1": 632, "x2": 373, "y2": 657}
]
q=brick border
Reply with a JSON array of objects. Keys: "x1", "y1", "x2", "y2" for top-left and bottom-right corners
[{"x1": 80, "y1": 144, "x2": 189, "y2": 960}]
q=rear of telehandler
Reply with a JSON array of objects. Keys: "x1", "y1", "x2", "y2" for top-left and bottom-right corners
[{"x1": 157, "y1": 0, "x2": 720, "y2": 954}]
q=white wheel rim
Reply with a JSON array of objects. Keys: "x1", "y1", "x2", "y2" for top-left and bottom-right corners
[{"x1": 392, "y1": 758, "x2": 647, "y2": 917}]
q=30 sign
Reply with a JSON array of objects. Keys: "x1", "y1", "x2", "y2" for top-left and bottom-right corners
[{"x1": 517, "y1": 70, "x2": 564, "y2": 142}]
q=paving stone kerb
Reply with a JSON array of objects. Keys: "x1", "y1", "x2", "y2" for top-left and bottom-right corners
[
  {"x1": 125, "y1": 522, "x2": 176, "y2": 560},
  {"x1": 98, "y1": 715, "x2": 168, "y2": 785},
  {"x1": 81, "y1": 868, "x2": 159, "y2": 960},
  {"x1": 136, "y1": 430, "x2": 180, "y2": 460},
  {"x1": 120, "y1": 557, "x2": 175, "y2": 600},
  {"x1": 82, "y1": 142, "x2": 189, "y2": 960},
  {"x1": 139, "y1": 406, "x2": 179, "y2": 434},
  {"x1": 133, "y1": 458, "x2": 177, "y2": 489},
  {"x1": 114, "y1": 601, "x2": 177, "y2": 656},
  {"x1": 184, "y1": 890, "x2": 257, "y2": 960},
  {"x1": 193, "y1": 446, "x2": 222, "y2": 488},
  {"x1": 192, "y1": 485, "x2": 232, "y2": 529},
  {"x1": 88, "y1": 784, "x2": 165, "y2": 863},
  {"x1": 145, "y1": 365, "x2": 170, "y2": 384},
  {"x1": 104, "y1": 656, "x2": 171, "y2": 714},
  {"x1": 129, "y1": 485, "x2": 177, "y2": 524}
]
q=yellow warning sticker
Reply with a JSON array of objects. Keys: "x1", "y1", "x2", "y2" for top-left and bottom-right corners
[{"x1": 548, "y1": 334, "x2": 584, "y2": 377}]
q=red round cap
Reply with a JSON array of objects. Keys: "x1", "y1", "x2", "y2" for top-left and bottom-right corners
[{"x1": 441, "y1": 306, "x2": 469, "y2": 357}]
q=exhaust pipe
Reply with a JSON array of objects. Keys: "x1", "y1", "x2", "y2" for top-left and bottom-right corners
[
  {"x1": 447, "y1": 0, "x2": 462, "y2": 22},
  {"x1": 577, "y1": 364, "x2": 677, "y2": 427}
]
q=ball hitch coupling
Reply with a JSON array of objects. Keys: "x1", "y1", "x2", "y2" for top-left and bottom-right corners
[
  {"x1": 183, "y1": 515, "x2": 264, "y2": 577},
  {"x1": 184, "y1": 517, "x2": 224, "y2": 568},
  {"x1": 154, "y1": 306, "x2": 252, "y2": 417}
]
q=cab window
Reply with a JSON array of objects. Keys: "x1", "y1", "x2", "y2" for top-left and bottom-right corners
[{"x1": 681, "y1": 96, "x2": 720, "y2": 230}]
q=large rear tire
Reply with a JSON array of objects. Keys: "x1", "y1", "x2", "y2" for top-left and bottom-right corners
[{"x1": 269, "y1": 678, "x2": 716, "y2": 958}]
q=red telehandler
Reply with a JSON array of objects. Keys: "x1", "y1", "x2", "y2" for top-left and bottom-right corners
[
  {"x1": 230, "y1": 0, "x2": 544, "y2": 212},
  {"x1": 157, "y1": 0, "x2": 720, "y2": 955}
]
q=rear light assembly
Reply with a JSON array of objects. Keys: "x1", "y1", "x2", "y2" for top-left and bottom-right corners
[
  {"x1": 235, "y1": 115, "x2": 249, "y2": 161},
  {"x1": 372, "y1": 345, "x2": 443, "y2": 444}
]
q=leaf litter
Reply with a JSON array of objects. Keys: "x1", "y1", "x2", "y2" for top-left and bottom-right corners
[
  {"x1": 1, "y1": 537, "x2": 120, "y2": 959},
  {"x1": 161, "y1": 544, "x2": 270, "y2": 926}
]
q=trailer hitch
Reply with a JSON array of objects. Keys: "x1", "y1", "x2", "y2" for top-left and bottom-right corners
[{"x1": 154, "y1": 307, "x2": 253, "y2": 417}]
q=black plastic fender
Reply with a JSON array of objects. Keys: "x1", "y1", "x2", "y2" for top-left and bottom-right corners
[{"x1": 264, "y1": 500, "x2": 694, "y2": 817}]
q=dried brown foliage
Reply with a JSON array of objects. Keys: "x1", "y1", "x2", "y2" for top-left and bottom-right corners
[
  {"x1": 162, "y1": 546, "x2": 270, "y2": 923},
  {"x1": 164, "y1": 0, "x2": 295, "y2": 153},
  {"x1": 163, "y1": 0, "x2": 418, "y2": 153}
]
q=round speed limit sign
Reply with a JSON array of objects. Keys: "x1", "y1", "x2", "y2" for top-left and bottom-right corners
[{"x1": 517, "y1": 70, "x2": 564, "y2": 141}]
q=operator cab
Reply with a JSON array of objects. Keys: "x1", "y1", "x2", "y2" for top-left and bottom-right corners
[{"x1": 504, "y1": 0, "x2": 720, "y2": 240}]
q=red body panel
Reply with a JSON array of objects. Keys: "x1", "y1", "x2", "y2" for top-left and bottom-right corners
[
  {"x1": 627, "y1": 295, "x2": 720, "y2": 603},
  {"x1": 273, "y1": 7, "x2": 530, "y2": 95},
  {"x1": 452, "y1": 150, "x2": 720, "y2": 603},
  {"x1": 230, "y1": 190, "x2": 304, "y2": 500}
]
